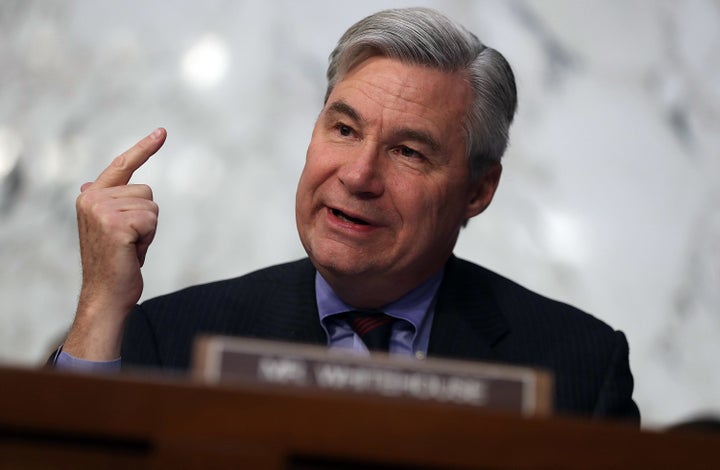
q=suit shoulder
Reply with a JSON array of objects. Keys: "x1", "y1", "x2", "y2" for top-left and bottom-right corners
[
  {"x1": 123, "y1": 258, "x2": 316, "y2": 368},
  {"x1": 140, "y1": 258, "x2": 315, "y2": 307},
  {"x1": 446, "y1": 257, "x2": 637, "y2": 420},
  {"x1": 449, "y1": 257, "x2": 617, "y2": 336}
]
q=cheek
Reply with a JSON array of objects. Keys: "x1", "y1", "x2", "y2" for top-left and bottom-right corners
[
  {"x1": 392, "y1": 182, "x2": 441, "y2": 228},
  {"x1": 298, "y1": 146, "x2": 322, "y2": 191},
  {"x1": 297, "y1": 145, "x2": 335, "y2": 211},
  {"x1": 399, "y1": 181, "x2": 463, "y2": 231},
  {"x1": 303, "y1": 141, "x2": 337, "y2": 180},
  {"x1": 296, "y1": 155, "x2": 317, "y2": 212}
]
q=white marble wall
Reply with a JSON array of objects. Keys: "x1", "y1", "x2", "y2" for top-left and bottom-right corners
[{"x1": 1, "y1": 0, "x2": 718, "y2": 428}]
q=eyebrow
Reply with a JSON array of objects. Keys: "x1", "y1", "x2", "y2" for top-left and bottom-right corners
[
  {"x1": 326, "y1": 100, "x2": 364, "y2": 123},
  {"x1": 392, "y1": 128, "x2": 441, "y2": 153},
  {"x1": 325, "y1": 100, "x2": 442, "y2": 153}
]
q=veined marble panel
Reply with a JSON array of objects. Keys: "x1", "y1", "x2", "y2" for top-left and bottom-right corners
[{"x1": 1, "y1": 0, "x2": 718, "y2": 428}]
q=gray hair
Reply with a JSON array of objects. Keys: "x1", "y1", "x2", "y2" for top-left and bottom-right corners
[{"x1": 325, "y1": 8, "x2": 517, "y2": 181}]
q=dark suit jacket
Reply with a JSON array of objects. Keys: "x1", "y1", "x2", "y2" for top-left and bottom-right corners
[{"x1": 122, "y1": 256, "x2": 640, "y2": 422}]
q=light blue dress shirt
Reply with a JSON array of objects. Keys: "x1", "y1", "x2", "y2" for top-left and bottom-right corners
[{"x1": 315, "y1": 269, "x2": 442, "y2": 359}]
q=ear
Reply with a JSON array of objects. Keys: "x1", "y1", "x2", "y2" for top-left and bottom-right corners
[{"x1": 464, "y1": 162, "x2": 502, "y2": 221}]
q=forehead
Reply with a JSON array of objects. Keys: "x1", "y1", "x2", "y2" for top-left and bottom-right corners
[{"x1": 329, "y1": 56, "x2": 472, "y2": 137}]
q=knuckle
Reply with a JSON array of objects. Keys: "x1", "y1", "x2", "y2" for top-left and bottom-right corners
[
  {"x1": 76, "y1": 189, "x2": 105, "y2": 214},
  {"x1": 76, "y1": 191, "x2": 94, "y2": 211},
  {"x1": 95, "y1": 210, "x2": 117, "y2": 229},
  {"x1": 147, "y1": 212, "x2": 159, "y2": 227},
  {"x1": 110, "y1": 154, "x2": 127, "y2": 170},
  {"x1": 145, "y1": 207, "x2": 159, "y2": 223},
  {"x1": 140, "y1": 184, "x2": 154, "y2": 200}
]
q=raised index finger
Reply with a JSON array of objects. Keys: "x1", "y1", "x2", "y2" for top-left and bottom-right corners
[{"x1": 91, "y1": 128, "x2": 167, "y2": 189}]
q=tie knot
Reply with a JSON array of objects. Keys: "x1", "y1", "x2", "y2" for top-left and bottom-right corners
[{"x1": 343, "y1": 311, "x2": 394, "y2": 352}]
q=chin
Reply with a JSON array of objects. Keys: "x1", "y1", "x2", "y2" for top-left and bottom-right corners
[
  {"x1": 314, "y1": 256, "x2": 370, "y2": 278},
  {"x1": 309, "y1": 249, "x2": 382, "y2": 279}
]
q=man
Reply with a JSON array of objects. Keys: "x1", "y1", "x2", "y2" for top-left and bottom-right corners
[{"x1": 52, "y1": 8, "x2": 640, "y2": 421}]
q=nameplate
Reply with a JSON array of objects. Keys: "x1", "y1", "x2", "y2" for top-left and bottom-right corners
[{"x1": 192, "y1": 336, "x2": 552, "y2": 416}]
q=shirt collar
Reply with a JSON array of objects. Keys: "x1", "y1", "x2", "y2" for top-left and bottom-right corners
[{"x1": 316, "y1": 269, "x2": 444, "y2": 331}]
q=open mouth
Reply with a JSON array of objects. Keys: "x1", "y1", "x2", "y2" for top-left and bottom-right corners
[{"x1": 331, "y1": 208, "x2": 369, "y2": 225}]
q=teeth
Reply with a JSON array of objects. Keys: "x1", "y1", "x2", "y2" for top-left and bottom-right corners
[{"x1": 333, "y1": 208, "x2": 368, "y2": 225}]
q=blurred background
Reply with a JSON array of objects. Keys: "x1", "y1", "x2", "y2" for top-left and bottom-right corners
[{"x1": 1, "y1": 0, "x2": 718, "y2": 429}]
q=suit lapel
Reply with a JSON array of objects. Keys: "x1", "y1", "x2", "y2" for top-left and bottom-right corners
[
  {"x1": 428, "y1": 256, "x2": 510, "y2": 361},
  {"x1": 250, "y1": 258, "x2": 327, "y2": 346}
]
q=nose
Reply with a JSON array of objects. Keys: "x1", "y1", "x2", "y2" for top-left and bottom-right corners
[{"x1": 337, "y1": 143, "x2": 384, "y2": 198}]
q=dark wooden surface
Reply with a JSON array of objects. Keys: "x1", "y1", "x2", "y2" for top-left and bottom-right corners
[{"x1": 0, "y1": 366, "x2": 716, "y2": 469}]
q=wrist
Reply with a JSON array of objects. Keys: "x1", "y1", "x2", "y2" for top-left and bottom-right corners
[{"x1": 63, "y1": 298, "x2": 133, "y2": 361}]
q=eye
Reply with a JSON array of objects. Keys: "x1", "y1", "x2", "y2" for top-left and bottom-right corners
[
  {"x1": 396, "y1": 145, "x2": 423, "y2": 159},
  {"x1": 335, "y1": 123, "x2": 354, "y2": 137}
]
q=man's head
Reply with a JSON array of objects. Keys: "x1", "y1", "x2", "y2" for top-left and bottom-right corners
[
  {"x1": 325, "y1": 7, "x2": 517, "y2": 181},
  {"x1": 295, "y1": 8, "x2": 517, "y2": 308}
]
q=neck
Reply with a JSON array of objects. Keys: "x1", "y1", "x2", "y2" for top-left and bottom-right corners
[{"x1": 316, "y1": 263, "x2": 446, "y2": 310}]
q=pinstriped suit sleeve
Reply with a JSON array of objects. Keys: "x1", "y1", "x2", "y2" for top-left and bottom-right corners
[{"x1": 592, "y1": 330, "x2": 640, "y2": 420}]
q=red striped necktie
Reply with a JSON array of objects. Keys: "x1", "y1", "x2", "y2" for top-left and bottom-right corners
[{"x1": 343, "y1": 311, "x2": 395, "y2": 352}]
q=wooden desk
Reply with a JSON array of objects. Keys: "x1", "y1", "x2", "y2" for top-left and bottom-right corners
[{"x1": 0, "y1": 366, "x2": 716, "y2": 468}]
